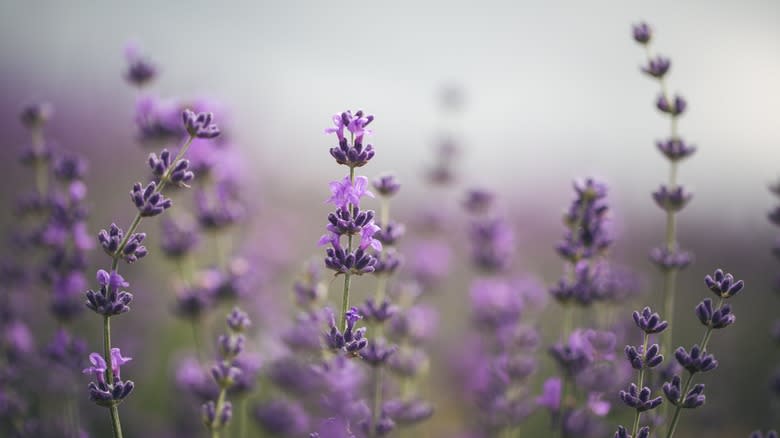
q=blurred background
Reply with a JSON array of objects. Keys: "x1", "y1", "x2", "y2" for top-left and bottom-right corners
[{"x1": 0, "y1": 0, "x2": 778, "y2": 437}]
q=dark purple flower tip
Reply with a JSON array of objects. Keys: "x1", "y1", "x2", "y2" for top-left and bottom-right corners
[
  {"x1": 182, "y1": 109, "x2": 220, "y2": 139},
  {"x1": 549, "y1": 341, "x2": 592, "y2": 377},
  {"x1": 632, "y1": 306, "x2": 668, "y2": 334},
  {"x1": 696, "y1": 298, "x2": 735, "y2": 329},
  {"x1": 657, "y1": 137, "x2": 697, "y2": 161},
  {"x1": 652, "y1": 185, "x2": 693, "y2": 213},
  {"x1": 120, "y1": 232, "x2": 148, "y2": 264},
  {"x1": 632, "y1": 22, "x2": 652, "y2": 44},
  {"x1": 149, "y1": 149, "x2": 195, "y2": 188},
  {"x1": 656, "y1": 94, "x2": 687, "y2": 116},
  {"x1": 462, "y1": 188, "x2": 494, "y2": 214},
  {"x1": 625, "y1": 344, "x2": 663, "y2": 370},
  {"x1": 649, "y1": 246, "x2": 693, "y2": 271},
  {"x1": 226, "y1": 307, "x2": 251, "y2": 333},
  {"x1": 20, "y1": 102, "x2": 54, "y2": 128},
  {"x1": 618, "y1": 383, "x2": 663, "y2": 412},
  {"x1": 675, "y1": 345, "x2": 718, "y2": 374},
  {"x1": 130, "y1": 181, "x2": 172, "y2": 217},
  {"x1": 372, "y1": 173, "x2": 401, "y2": 197},
  {"x1": 359, "y1": 339, "x2": 397, "y2": 367},
  {"x1": 704, "y1": 268, "x2": 745, "y2": 298},
  {"x1": 641, "y1": 55, "x2": 671, "y2": 78},
  {"x1": 751, "y1": 432, "x2": 779, "y2": 438}
]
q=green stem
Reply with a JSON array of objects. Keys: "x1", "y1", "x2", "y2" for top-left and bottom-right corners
[
  {"x1": 103, "y1": 316, "x2": 124, "y2": 438},
  {"x1": 239, "y1": 398, "x2": 247, "y2": 438},
  {"x1": 211, "y1": 387, "x2": 228, "y2": 438},
  {"x1": 561, "y1": 305, "x2": 574, "y2": 339},
  {"x1": 631, "y1": 333, "x2": 649, "y2": 437},
  {"x1": 338, "y1": 166, "x2": 356, "y2": 331},
  {"x1": 371, "y1": 366, "x2": 384, "y2": 438}
]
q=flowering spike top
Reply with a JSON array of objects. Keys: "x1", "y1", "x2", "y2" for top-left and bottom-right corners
[
  {"x1": 19, "y1": 101, "x2": 54, "y2": 129},
  {"x1": 149, "y1": 149, "x2": 195, "y2": 188},
  {"x1": 226, "y1": 307, "x2": 251, "y2": 333},
  {"x1": 124, "y1": 42, "x2": 157, "y2": 87},
  {"x1": 183, "y1": 109, "x2": 221, "y2": 139},
  {"x1": 704, "y1": 268, "x2": 744, "y2": 298},
  {"x1": 327, "y1": 110, "x2": 376, "y2": 167},
  {"x1": 641, "y1": 55, "x2": 671, "y2": 78},
  {"x1": 632, "y1": 307, "x2": 668, "y2": 334},
  {"x1": 632, "y1": 22, "x2": 652, "y2": 44}
]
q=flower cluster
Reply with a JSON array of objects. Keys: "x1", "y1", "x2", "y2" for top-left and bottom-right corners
[
  {"x1": 202, "y1": 308, "x2": 251, "y2": 434},
  {"x1": 83, "y1": 349, "x2": 134, "y2": 407},
  {"x1": 614, "y1": 307, "x2": 667, "y2": 438}
]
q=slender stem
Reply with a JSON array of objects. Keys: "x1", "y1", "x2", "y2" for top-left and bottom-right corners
[
  {"x1": 103, "y1": 316, "x2": 124, "y2": 438},
  {"x1": 561, "y1": 305, "x2": 574, "y2": 339},
  {"x1": 339, "y1": 166, "x2": 356, "y2": 331},
  {"x1": 31, "y1": 126, "x2": 48, "y2": 196},
  {"x1": 211, "y1": 386, "x2": 228, "y2": 438},
  {"x1": 239, "y1": 398, "x2": 247, "y2": 438},
  {"x1": 192, "y1": 321, "x2": 205, "y2": 364},
  {"x1": 631, "y1": 333, "x2": 650, "y2": 437}
]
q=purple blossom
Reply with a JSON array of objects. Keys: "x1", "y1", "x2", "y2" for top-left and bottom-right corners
[
  {"x1": 85, "y1": 270, "x2": 133, "y2": 316},
  {"x1": 632, "y1": 22, "x2": 652, "y2": 44},
  {"x1": 183, "y1": 109, "x2": 221, "y2": 139},
  {"x1": 536, "y1": 377, "x2": 562, "y2": 412},
  {"x1": 326, "y1": 175, "x2": 374, "y2": 209}
]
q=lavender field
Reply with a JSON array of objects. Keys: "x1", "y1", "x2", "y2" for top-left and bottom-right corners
[{"x1": 1, "y1": 1, "x2": 779, "y2": 437}]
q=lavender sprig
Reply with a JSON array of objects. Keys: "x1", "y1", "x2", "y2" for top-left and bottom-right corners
[
  {"x1": 663, "y1": 269, "x2": 745, "y2": 438},
  {"x1": 202, "y1": 307, "x2": 251, "y2": 437},
  {"x1": 632, "y1": 21, "x2": 696, "y2": 370},
  {"x1": 85, "y1": 108, "x2": 219, "y2": 438},
  {"x1": 321, "y1": 110, "x2": 379, "y2": 332}
]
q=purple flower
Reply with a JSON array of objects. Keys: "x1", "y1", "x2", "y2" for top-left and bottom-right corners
[
  {"x1": 326, "y1": 175, "x2": 374, "y2": 209},
  {"x1": 183, "y1": 109, "x2": 221, "y2": 139},
  {"x1": 536, "y1": 377, "x2": 562, "y2": 412},
  {"x1": 325, "y1": 110, "x2": 374, "y2": 143},
  {"x1": 632, "y1": 306, "x2": 668, "y2": 334},
  {"x1": 159, "y1": 217, "x2": 199, "y2": 258},
  {"x1": 85, "y1": 270, "x2": 133, "y2": 316},
  {"x1": 149, "y1": 149, "x2": 195, "y2": 188},
  {"x1": 653, "y1": 185, "x2": 693, "y2": 213},
  {"x1": 360, "y1": 339, "x2": 397, "y2": 366},
  {"x1": 372, "y1": 174, "x2": 400, "y2": 197},
  {"x1": 325, "y1": 307, "x2": 367, "y2": 354},
  {"x1": 253, "y1": 399, "x2": 310, "y2": 436},
  {"x1": 463, "y1": 189, "x2": 494, "y2": 214},
  {"x1": 662, "y1": 375, "x2": 705, "y2": 408},
  {"x1": 695, "y1": 298, "x2": 735, "y2": 329},
  {"x1": 383, "y1": 399, "x2": 433, "y2": 425},
  {"x1": 83, "y1": 349, "x2": 134, "y2": 406},
  {"x1": 674, "y1": 345, "x2": 718, "y2": 374},
  {"x1": 123, "y1": 42, "x2": 157, "y2": 86},
  {"x1": 704, "y1": 268, "x2": 745, "y2": 298},
  {"x1": 632, "y1": 22, "x2": 652, "y2": 44},
  {"x1": 327, "y1": 110, "x2": 376, "y2": 167},
  {"x1": 131, "y1": 181, "x2": 172, "y2": 217},
  {"x1": 657, "y1": 137, "x2": 697, "y2": 161},
  {"x1": 470, "y1": 278, "x2": 523, "y2": 328},
  {"x1": 656, "y1": 94, "x2": 687, "y2": 116},
  {"x1": 649, "y1": 246, "x2": 693, "y2": 271},
  {"x1": 641, "y1": 56, "x2": 671, "y2": 78},
  {"x1": 619, "y1": 383, "x2": 662, "y2": 412}
]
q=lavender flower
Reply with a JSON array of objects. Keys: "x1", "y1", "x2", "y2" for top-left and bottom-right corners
[
  {"x1": 124, "y1": 42, "x2": 157, "y2": 87},
  {"x1": 82, "y1": 349, "x2": 134, "y2": 407}
]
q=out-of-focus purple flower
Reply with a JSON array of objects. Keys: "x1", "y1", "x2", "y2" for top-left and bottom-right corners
[
  {"x1": 463, "y1": 189, "x2": 494, "y2": 214},
  {"x1": 656, "y1": 94, "x2": 687, "y2": 116},
  {"x1": 53, "y1": 152, "x2": 88, "y2": 182},
  {"x1": 173, "y1": 286, "x2": 212, "y2": 321},
  {"x1": 124, "y1": 42, "x2": 157, "y2": 87},
  {"x1": 750, "y1": 431, "x2": 778, "y2": 438},
  {"x1": 160, "y1": 217, "x2": 199, "y2": 258},
  {"x1": 46, "y1": 328, "x2": 87, "y2": 370},
  {"x1": 20, "y1": 101, "x2": 53, "y2": 128},
  {"x1": 373, "y1": 174, "x2": 400, "y2": 197},
  {"x1": 253, "y1": 399, "x2": 310, "y2": 437},
  {"x1": 641, "y1": 56, "x2": 671, "y2": 78},
  {"x1": 587, "y1": 393, "x2": 610, "y2": 417},
  {"x1": 134, "y1": 96, "x2": 184, "y2": 144},
  {"x1": 409, "y1": 240, "x2": 451, "y2": 287},
  {"x1": 468, "y1": 217, "x2": 515, "y2": 272},
  {"x1": 4, "y1": 321, "x2": 34, "y2": 357},
  {"x1": 383, "y1": 398, "x2": 434, "y2": 426},
  {"x1": 175, "y1": 357, "x2": 218, "y2": 401},
  {"x1": 536, "y1": 377, "x2": 562, "y2": 412},
  {"x1": 360, "y1": 339, "x2": 397, "y2": 366},
  {"x1": 470, "y1": 278, "x2": 523, "y2": 328},
  {"x1": 388, "y1": 304, "x2": 438, "y2": 343},
  {"x1": 653, "y1": 185, "x2": 692, "y2": 213},
  {"x1": 649, "y1": 246, "x2": 693, "y2": 271},
  {"x1": 657, "y1": 137, "x2": 696, "y2": 161},
  {"x1": 632, "y1": 22, "x2": 652, "y2": 44},
  {"x1": 361, "y1": 298, "x2": 398, "y2": 325}
]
